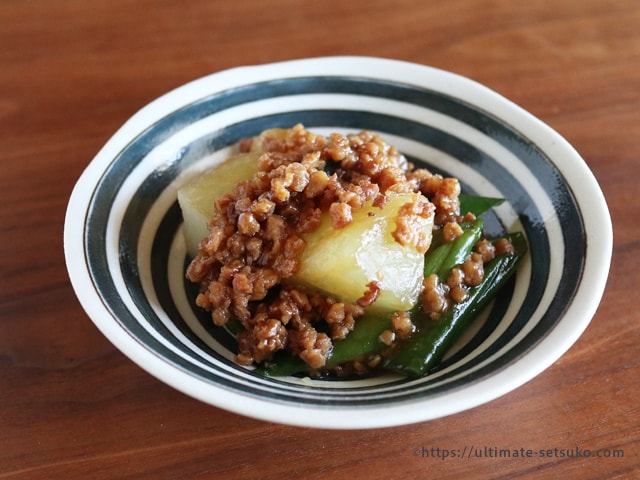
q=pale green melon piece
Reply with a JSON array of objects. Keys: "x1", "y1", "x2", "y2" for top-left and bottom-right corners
[
  {"x1": 249, "y1": 128, "x2": 290, "y2": 152},
  {"x1": 292, "y1": 192, "x2": 433, "y2": 313},
  {"x1": 179, "y1": 150, "x2": 433, "y2": 313},
  {"x1": 178, "y1": 153, "x2": 260, "y2": 257}
]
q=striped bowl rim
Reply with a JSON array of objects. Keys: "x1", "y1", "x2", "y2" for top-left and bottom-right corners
[{"x1": 64, "y1": 57, "x2": 612, "y2": 428}]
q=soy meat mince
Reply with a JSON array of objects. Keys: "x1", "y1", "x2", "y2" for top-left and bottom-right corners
[{"x1": 180, "y1": 125, "x2": 526, "y2": 377}]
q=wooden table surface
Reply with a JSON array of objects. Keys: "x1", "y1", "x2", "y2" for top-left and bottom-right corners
[{"x1": 1, "y1": 1, "x2": 638, "y2": 478}]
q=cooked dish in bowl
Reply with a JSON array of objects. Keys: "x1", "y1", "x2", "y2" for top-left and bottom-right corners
[
  {"x1": 179, "y1": 125, "x2": 527, "y2": 378},
  {"x1": 64, "y1": 57, "x2": 611, "y2": 428}
]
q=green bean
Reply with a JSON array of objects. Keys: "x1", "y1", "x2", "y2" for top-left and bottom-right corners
[
  {"x1": 382, "y1": 232, "x2": 527, "y2": 377},
  {"x1": 428, "y1": 195, "x2": 503, "y2": 252},
  {"x1": 258, "y1": 312, "x2": 393, "y2": 377},
  {"x1": 423, "y1": 218, "x2": 484, "y2": 280}
]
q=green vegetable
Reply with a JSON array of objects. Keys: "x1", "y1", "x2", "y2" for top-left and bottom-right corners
[
  {"x1": 382, "y1": 231, "x2": 527, "y2": 377},
  {"x1": 459, "y1": 194, "x2": 505, "y2": 217},
  {"x1": 258, "y1": 219, "x2": 486, "y2": 377},
  {"x1": 250, "y1": 195, "x2": 526, "y2": 379},
  {"x1": 224, "y1": 319, "x2": 244, "y2": 336},
  {"x1": 258, "y1": 312, "x2": 393, "y2": 377},
  {"x1": 424, "y1": 219, "x2": 484, "y2": 280}
]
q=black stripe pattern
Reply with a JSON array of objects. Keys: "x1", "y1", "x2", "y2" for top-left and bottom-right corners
[{"x1": 71, "y1": 62, "x2": 596, "y2": 425}]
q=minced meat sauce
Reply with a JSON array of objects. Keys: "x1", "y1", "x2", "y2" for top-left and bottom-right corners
[{"x1": 186, "y1": 124, "x2": 508, "y2": 372}]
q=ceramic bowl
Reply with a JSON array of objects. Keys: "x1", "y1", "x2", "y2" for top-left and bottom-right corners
[{"x1": 64, "y1": 57, "x2": 612, "y2": 429}]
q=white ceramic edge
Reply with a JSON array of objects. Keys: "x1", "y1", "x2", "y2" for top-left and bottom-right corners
[{"x1": 64, "y1": 56, "x2": 613, "y2": 429}]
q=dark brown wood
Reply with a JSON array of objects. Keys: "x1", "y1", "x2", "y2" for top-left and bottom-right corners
[{"x1": 1, "y1": 1, "x2": 638, "y2": 478}]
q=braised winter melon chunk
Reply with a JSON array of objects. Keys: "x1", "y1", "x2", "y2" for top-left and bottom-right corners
[
  {"x1": 179, "y1": 151, "x2": 434, "y2": 313},
  {"x1": 178, "y1": 153, "x2": 260, "y2": 257},
  {"x1": 292, "y1": 192, "x2": 434, "y2": 313}
]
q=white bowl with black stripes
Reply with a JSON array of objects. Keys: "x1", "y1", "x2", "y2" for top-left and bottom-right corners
[{"x1": 64, "y1": 57, "x2": 612, "y2": 429}]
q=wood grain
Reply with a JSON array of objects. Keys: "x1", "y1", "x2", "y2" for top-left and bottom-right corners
[{"x1": 1, "y1": 0, "x2": 638, "y2": 478}]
